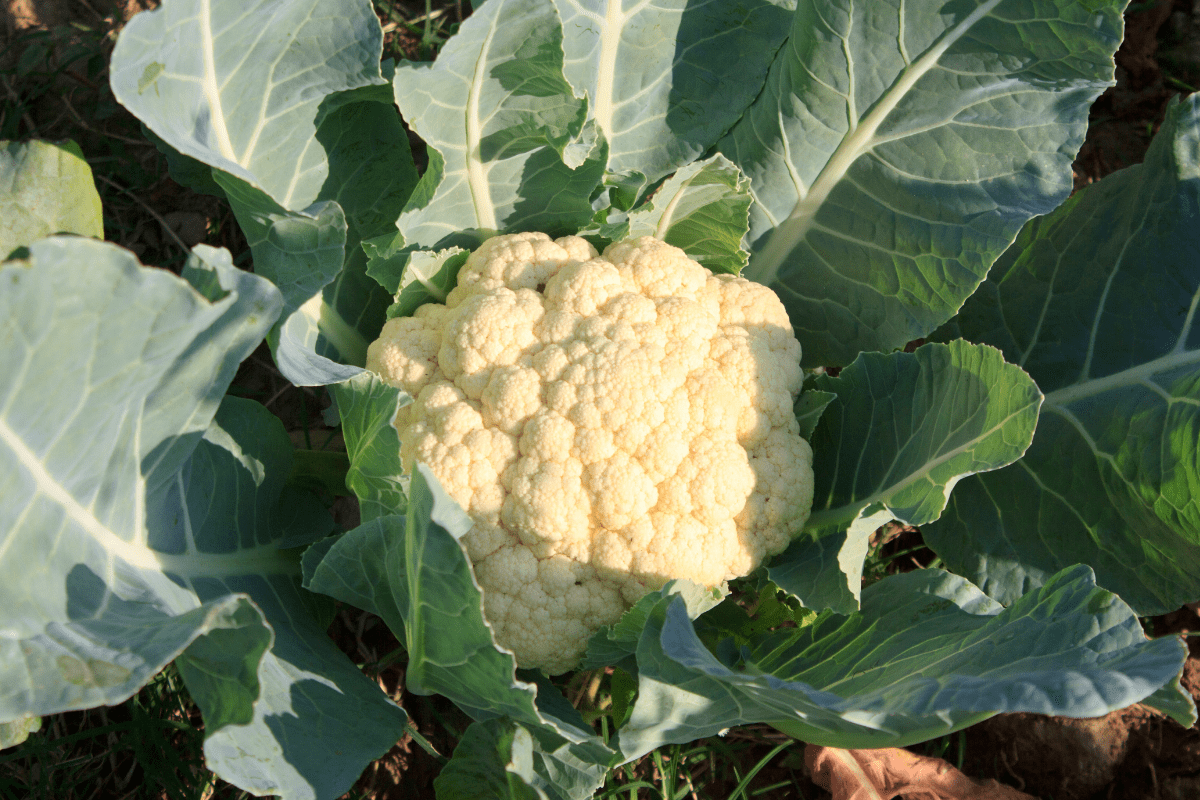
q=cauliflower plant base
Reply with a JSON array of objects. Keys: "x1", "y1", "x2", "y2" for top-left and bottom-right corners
[{"x1": 367, "y1": 233, "x2": 815, "y2": 673}]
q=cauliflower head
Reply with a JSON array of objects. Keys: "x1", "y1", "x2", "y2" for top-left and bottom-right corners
[{"x1": 366, "y1": 232, "x2": 815, "y2": 673}]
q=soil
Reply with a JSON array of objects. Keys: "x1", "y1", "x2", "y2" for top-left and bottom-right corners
[{"x1": 961, "y1": 623, "x2": 1200, "y2": 800}]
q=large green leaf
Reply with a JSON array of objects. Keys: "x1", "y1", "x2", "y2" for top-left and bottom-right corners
[
  {"x1": 175, "y1": 398, "x2": 407, "y2": 800},
  {"x1": 552, "y1": 0, "x2": 791, "y2": 186},
  {"x1": 0, "y1": 239, "x2": 280, "y2": 723},
  {"x1": 724, "y1": 0, "x2": 1125, "y2": 366},
  {"x1": 307, "y1": 467, "x2": 563, "y2": 731},
  {"x1": 924, "y1": 94, "x2": 1200, "y2": 616},
  {"x1": 392, "y1": 0, "x2": 602, "y2": 251},
  {"x1": 109, "y1": 0, "x2": 386, "y2": 206},
  {"x1": 111, "y1": 0, "x2": 413, "y2": 385},
  {"x1": 0, "y1": 140, "x2": 102, "y2": 257},
  {"x1": 304, "y1": 465, "x2": 616, "y2": 790},
  {"x1": 618, "y1": 566, "x2": 1190, "y2": 760},
  {"x1": 769, "y1": 341, "x2": 1041, "y2": 612},
  {"x1": 0, "y1": 239, "x2": 407, "y2": 799}
]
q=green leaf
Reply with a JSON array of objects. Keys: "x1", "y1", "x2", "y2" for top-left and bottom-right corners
[
  {"x1": 110, "y1": 0, "x2": 388, "y2": 208},
  {"x1": 794, "y1": 388, "x2": 836, "y2": 441},
  {"x1": 725, "y1": 0, "x2": 1125, "y2": 366},
  {"x1": 171, "y1": 398, "x2": 409, "y2": 800},
  {"x1": 305, "y1": 465, "x2": 616, "y2": 783},
  {"x1": 436, "y1": 715, "x2": 612, "y2": 800},
  {"x1": 305, "y1": 468, "x2": 532, "y2": 720},
  {"x1": 582, "y1": 581, "x2": 722, "y2": 674},
  {"x1": 769, "y1": 341, "x2": 1041, "y2": 612},
  {"x1": 618, "y1": 566, "x2": 1189, "y2": 760},
  {"x1": 310, "y1": 98, "x2": 420, "y2": 373},
  {"x1": 214, "y1": 93, "x2": 416, "y2": 385},
  {"x1": 924, "y1": 94, "x2": 1200, "y2": 616},
  {"x1": 0, "y1": 715, "x2": 41, "y2": 750},
  {"x1": 393, "y1": 0, "x2": 601, "y2": 250},
  {"x1": 302, "y1": 468, "x2": 542, "y2": 724},
  {"x1": 623, "y1": 154, "x2": 752, "y2": 275},
  {"x1": 387, "y1": 247, "x2": 470, "y2": 319},
  {"x1": 552, "y1": 0, "x2": 792, "y2": 185},
  {"x1": 608, "y1": 669, "x2": 636, "y2": 729},
  {"x1": 693, "y1": 583, "x2": 816, "y2": 650},
  {"x1": 0, "y1": 140, "x2": 102, "y2": 257},
  {"x1": 111, "y1": 2, "x2": 413, "y2": 386},
  {"x1": 436, "y1": 718, "x2": 546, "y2": 800},
  {"x1": 0, "y1": 239, "x2": 281, "y2": 722},
  {"x1": 0, "y1": 239, "x2": 406, "y2": 800},
  {"x1": 217, "y1": 175, "x2": 357, "y2": 376},
  {"x1": 287, "y1": 450, "x2": 353, "y2": 501},
  {"x1": 330, "y1": 373, "x2": 411, "y2": 522}
]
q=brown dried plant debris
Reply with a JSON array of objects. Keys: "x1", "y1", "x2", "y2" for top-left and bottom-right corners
[{"x1": 806, "y1": 745, "x2": 1037, "y2": 800}]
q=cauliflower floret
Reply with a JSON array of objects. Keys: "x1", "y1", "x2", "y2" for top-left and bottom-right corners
[{"x1": 367, "y1": 233, "x2": 815, "y2": 674}]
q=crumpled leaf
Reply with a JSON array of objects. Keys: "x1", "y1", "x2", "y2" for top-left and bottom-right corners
[{"x1": 806, "y1": 746, "x2": 1036, "y2": 800}]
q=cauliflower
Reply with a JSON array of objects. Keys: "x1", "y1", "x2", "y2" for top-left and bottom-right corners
[{"x1": 366, "y1": 232, "x2": 815, "y2": 673}]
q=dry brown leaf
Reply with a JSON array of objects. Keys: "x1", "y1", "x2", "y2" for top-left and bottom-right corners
[{"x1": 806, "y1": 745, "x2": 1038, "y2": 800}]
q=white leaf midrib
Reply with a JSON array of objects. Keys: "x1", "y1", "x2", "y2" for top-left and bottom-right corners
[
  {"x1": 198, "y1": 0, "x2": 238, "y2": 164},
  {"x1": 1044, "y1": 344, "x2": 1200, "y2": 410},
  {"x1": 0, "y1": 415, "x2": 295, "y2": 579},
  {"x1": 464, "y1": 0, "x2": 503, "y2": 231},
  {"x1": 746, "y1": 0, "x2": 1006, "y2": 283},
  {"x1": 805, "y1": 397, "x2": 1039, "y2": 531},
  {"x1": 591, "y1": 0, "x2": 626, "y2": 142}
]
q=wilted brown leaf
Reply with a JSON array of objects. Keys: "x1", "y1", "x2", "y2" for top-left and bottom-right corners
[{"x1": 806, "y1": 745, "x2": 1037, "y2": 800}]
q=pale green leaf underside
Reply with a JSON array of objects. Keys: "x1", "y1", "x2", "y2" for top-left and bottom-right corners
[
  {"x1": 0, "y1": 240, "x2": 405, "y2": 800},
  {"x1": 0, "y1": 238, "x2": 279, "y2": 720},
  {"x1": 925, "y1": 95, "x2": 1200, "y2": 616},
  {"x1": 173, "y1": 398, "x2": 407, "y2": 800},
  {"x1": 109, "y1": 0, "x2": 386, "y2": 210},
  {"x1": 553, "y1": 0, "x2": 791, "y2": 185},
  {"x1": 769, "y1": 341, "x2": 1041, "y2": 611},
  {"x1": 726, "y1": 0, "x2": 1124, "y2": 366},
  {"x1": 0, "y1": 140, "x2": 102, "y2": 257},
  {"x1": 619, "y1": 566, "x2": 1189, "y2": 759}
]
